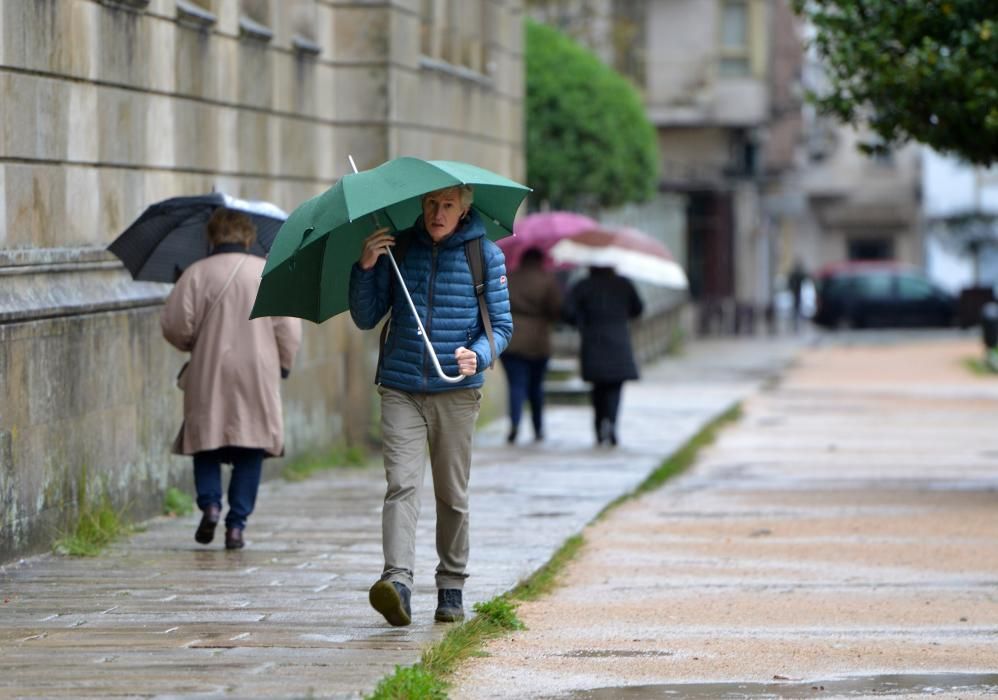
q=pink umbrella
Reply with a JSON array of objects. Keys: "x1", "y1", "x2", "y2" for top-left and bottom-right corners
[{"x1": 499, "y1": 211, "x2": 599, "y2": 270}]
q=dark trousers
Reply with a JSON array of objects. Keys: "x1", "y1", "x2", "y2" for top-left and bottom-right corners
[
  {"x1": 193, "y1": 447, "x2": 265, "y2": 530},
  {"x1": 591, "y1": 381, "x2": 623, "y2": 443},
  {"x1": 502, "y1": 353, "x2": 549, "y2": 437}
]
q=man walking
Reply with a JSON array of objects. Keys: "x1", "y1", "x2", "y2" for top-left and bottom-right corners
[{"x1": 349, "y1": 185, "x2": 512, "y2": 626}]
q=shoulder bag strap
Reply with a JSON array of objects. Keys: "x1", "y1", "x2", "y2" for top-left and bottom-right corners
[
  {"x1": 466, "y1": 237, "x2": 495, "y2": 369},
  {"x1": 193, "y1": 253, "x2": 250, "y2": 346}
]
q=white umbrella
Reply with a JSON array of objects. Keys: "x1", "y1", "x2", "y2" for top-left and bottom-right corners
[{"x1": 549, "y1": 226, "x2": 688, "y2": 289}]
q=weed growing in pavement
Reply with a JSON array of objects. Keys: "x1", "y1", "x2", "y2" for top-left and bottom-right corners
[
  {"x1": 962, "y1": 356, "x2": 998, "y2": 377},
  {"x1": 368, "y1": 665, "x2": 445, "y2": 700},
  {"x1": 163, "y1": 487, "x2": 194, "y2": 516},
  {"x1": 667, "y1": 324, "x2": 685, "y2": 354},
  {"x1": 281, "y1": 443, "x2": 369, "y2": 481},
  {"x1": 53, "y1": 492, "x2": 131, "y2": 557},
  {"x1": 367, "y1": 596, "x2": 525, "y2": 700},
  {"x1": 471, "y1": 597, "x2": 525, "y2": 630}
]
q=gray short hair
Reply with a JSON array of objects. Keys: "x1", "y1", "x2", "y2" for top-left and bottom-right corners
[{"x1": 423, "y1": 185, "x2": 474, "y2": 208}]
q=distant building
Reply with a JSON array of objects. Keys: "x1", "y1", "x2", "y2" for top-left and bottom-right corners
[
  {"x1": 795, "y1": 20, "x2": 922, "y2": 276},
  {"x1": 640, "y1": 0, "x2": 807, "y2": 333},
  {"x1": 922, "y1": 150, "x2": 998, "y2": 293}
]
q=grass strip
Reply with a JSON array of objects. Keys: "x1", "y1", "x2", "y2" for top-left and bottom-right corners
[
  {"x1": 367, "y1": 598, "x2": 524, "y2": 700},
  {"x1": 511, "y1": 534, "x2": 585, "y2": 602},
  {"x1": 366, "y1": 402, "x2": 743, "y2": 699},
  {"x1": 281, "y1": 443, "x2": 369, "y2": 481},
  {"x1": 596, "y1": 403, "x2": 743, "y2": 519},
  {"x1": 962, "y1": 356, "x2": 998, "y2": 377}
]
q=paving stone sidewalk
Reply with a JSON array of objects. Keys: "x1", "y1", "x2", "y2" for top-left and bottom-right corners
[
  {"x1": 453, "y1": 332, "x2": 998, "y2": 699},
  {"x1": 0, "y1": 337, "x2": 803, "y2": 699}
]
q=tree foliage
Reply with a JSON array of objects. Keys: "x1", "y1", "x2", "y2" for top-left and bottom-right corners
[
  {"x1": 794, "y1": 1, "x2": 998, "y2": 165},
  {"x1": 525, "y1": 19, "x2": 659, "y2": 210}
]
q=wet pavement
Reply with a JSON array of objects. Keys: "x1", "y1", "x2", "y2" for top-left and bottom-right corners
[
  {"x1": 552, "y1": 673, "x2": 998, "y2": 699},
  {"x1": 0, "y1": 336, "x2": 802, "y2": 699},
  {"x1": 452, "y1": 331, "x2": 998, "y2": 700}
]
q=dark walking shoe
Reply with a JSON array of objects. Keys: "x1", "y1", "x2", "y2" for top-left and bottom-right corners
[
  {"x1": 369, "y1": 580, "x2": 411, "y2": 627},
  {"x1": 194, "y1": 505, "x2": 221, "y2": 545},
  {"x1": 598, "y1": 418, "x2": 615, "y2": 446},
  {"x1": 434, "y1": 588, "x2": 464, "y2": 623},
  {"x1": 224, "y1": 527, "x2": 244, "y2": 550},
  {"x1": 506, "y1": 427, "x2": 518, "y2": 444}
]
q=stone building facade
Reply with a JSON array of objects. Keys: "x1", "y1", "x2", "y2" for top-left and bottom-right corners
[{"x1": 0, "y1": 0, "x2": 525, "y2": 561}]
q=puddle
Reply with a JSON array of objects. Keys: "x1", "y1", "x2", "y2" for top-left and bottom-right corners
[
  {"x1": 298, "y1": 633, "x2": 352, "y2": 643},
  {"x1": 551, "y1": 673, "x2": 998, "y2": 699}
]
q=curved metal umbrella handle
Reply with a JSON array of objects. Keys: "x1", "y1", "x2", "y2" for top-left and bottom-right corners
[{"x1": 349, "y1": 155, "x2": 465, "y2": 384}]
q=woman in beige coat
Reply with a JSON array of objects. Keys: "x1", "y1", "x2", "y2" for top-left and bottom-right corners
[{"x1": 161, "y1": 208, "x2": 302, "y2": 549}]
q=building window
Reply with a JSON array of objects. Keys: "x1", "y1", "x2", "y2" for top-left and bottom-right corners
[
  {"x1": 291, "y1": 0, "x2": 321, "y2": 55},
  {"x1": 848, "y1": 237, "x2": 894, "y2": 261},
  {"x1": 719, "y1": 0, "x2": 750, "y2": 77},
  {"x1": 177, "y1": 0, "x2": 217, "y2": 28},
  {"x1": 240, "y1": 0, "x2": 273, "y2": 42},
  {"x1": 611, "y1": 0, "x2": 647, "y2": 91},
  {"x1": 106, "y1": 0, "x2": 150, "y2": 8},
  {"x1": 421, "y1": 0, "x2": 489, "y2": 75}
]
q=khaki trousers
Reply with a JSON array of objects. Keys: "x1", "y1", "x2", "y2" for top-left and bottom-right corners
[{"x1": 378, "y1": 385, "x2": 481, "y2": 590}]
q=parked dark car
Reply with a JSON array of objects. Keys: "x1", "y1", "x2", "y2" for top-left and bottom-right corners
[{"x1": 813, "y1": 261, "x2": 958, "y2": 329}]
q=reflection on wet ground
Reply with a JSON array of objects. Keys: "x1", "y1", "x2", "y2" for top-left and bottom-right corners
[{"x1": 551, "y1": 673, "x2": 998, "y2": 698}]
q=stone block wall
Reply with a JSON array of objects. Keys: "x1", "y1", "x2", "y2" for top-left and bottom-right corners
[{"x1": 0, "y1": 0, "x2": 525, "y2": 561}]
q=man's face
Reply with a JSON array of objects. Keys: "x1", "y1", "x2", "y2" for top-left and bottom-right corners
[{"x1": 422, "y1": 189, "x2": 467, "y2": 241}]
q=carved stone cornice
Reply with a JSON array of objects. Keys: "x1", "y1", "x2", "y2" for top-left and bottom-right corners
[{"x1": 0, "y1": 248, "x2": 168, "y2": 324}]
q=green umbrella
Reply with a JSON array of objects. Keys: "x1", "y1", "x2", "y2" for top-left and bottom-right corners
[{"x1": 250, "y1": 157, "x2": 530, "y2": 324}]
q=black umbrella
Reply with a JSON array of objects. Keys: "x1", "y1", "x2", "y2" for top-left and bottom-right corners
[{"x1": 107, "y1": 192, "x2": 287, "y2": 283}]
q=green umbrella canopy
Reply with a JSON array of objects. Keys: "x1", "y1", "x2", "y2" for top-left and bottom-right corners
[{"x1": 251, "y1": 157, "x2": 530, "y2": 323}]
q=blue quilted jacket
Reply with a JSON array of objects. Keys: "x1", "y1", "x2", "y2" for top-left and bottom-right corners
[{"x1": 349, "y1": 210, "x2": 512, "y2": 393}]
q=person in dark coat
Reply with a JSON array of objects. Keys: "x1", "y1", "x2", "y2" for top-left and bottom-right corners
[
  {"x1": 564, "y1": 266, "x2": 643, "y2": 446},
  {"x1": 787, "y1": 259, "x2": 809, "y2": 332},
  {"x1": 502, "y1": 247, "x2": 562, "y2": 444}
]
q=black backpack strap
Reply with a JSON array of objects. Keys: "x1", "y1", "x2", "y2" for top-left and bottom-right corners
[
  {"x1": 391, "y1": 230, "x2": 413, "y2": 266},
  {"x1": 375, "y1": 230, "x2": 413, "y2": 384},
  {"x1": 465, "y1": 237, "x2": 496, "y2": 369}
]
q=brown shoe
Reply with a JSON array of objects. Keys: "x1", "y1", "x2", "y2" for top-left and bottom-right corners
[
  {"x1": 194, "y1": 505, "x2": 221, "y2": 545},
  {"x1": 224, "y1": 527, "x2": 244, "y2": 550}
]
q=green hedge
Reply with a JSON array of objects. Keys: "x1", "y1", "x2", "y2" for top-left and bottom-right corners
[{"x1": 526, "y1": 19, "x2": 659, "y2": 210}]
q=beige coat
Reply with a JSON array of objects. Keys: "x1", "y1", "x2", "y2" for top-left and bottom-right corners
[{"x1": 161, "y1": 252, "x2": 302, "y2": 457}]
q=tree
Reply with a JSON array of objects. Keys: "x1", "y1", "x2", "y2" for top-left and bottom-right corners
[
  {"x1": 794, "y1": 1, "x2": 998, "y2": 165},
  {"x1": 526, "y1": 19, "x2": 659, "y2": 210}
]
